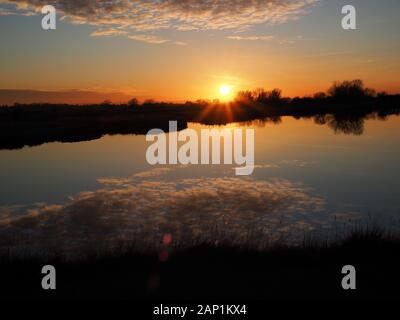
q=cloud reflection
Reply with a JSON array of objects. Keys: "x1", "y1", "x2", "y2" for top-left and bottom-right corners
[{"x1": 0, "y1": 171, "x2": 325, "y2": 257}]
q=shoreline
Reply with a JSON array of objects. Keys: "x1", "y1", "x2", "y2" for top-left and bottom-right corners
[{"x1": 1, "y1": 96, "x2": 400, "y2": 150}]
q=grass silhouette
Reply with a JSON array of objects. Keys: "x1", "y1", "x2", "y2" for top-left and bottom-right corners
[{"x1": 1, "y1": 226, "x2": 399, "y2": 300}]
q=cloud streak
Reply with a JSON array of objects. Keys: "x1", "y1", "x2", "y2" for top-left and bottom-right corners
[
  {"x1": 1, "y1": 0, "x2": 319, "y2": 43},
  {"x1": 227, "y1": 35, "x2": 275, "y2": 41},
  {"x1": 90, "y1": 28, "x2": 128, "y2": 37}
]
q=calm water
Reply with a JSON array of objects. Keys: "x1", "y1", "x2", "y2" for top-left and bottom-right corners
[{"x1": 1, "y1": 115, "x2": 400, "y2": 253}]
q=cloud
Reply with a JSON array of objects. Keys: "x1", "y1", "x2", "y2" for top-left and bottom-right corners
[
  {"x1": 133, "y1": 167, "x2": 174, "y2": 178},
  {"x1": 303, "y1": 51, "x2": 353, "y2": 59},
  {"x1": 253, "y1": 164, "x2": 280, "y2": 169},
  {"x1": 0, "y1": 89, "x2": 133, "y2": 105},
  {"x1": 97, "y1": 167, "x2": 176, "y2": 186},
  {"x1": 90, "y1": 28, "x2": 128, "y2": 37},
  {"x1": 128, "y1": 34, "x2": 170, "y2": 44},
  {"x1": 0, "y1": 0, "x2": 319, "y2": 43},
  {"x1": 280, "y1": 160, "x2": 316, "y2": 167},
  {"x1": 0, "y1": 7, "x2": 14, "y2": 15},
  {"x1": 227, "y1": 35, "x2": 274, "y2": 41},
  {"x1": 0, "y1": 175, "x2": 325, "y2": 257},
  {"x1": 277, "y1": 39, "x2": 296, "y2": 45},
  {"x1": 226, "y1": 35, "x2": 298, "y2": 44},
  {"x1": 174, "y1": 41, "x2": 187, "y2": 46}
]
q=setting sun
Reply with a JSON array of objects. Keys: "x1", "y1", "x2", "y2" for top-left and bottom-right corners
[{"x1": 219, "y1": 85, "x2": 232, "y2": 97}]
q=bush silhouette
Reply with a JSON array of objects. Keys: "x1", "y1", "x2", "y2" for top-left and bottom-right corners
[
  {"x1": 127, "y1": 98, "x2": 139, "y2": 107},
  {"x1": 143, "y1": 99, "x2": 156, "y2": 106},
  {"x1": 328, "y1": 79, "x2": 375, "y2": 100},
  {"x1": 313, "y1": 92, "x2": 327, "y2": 99}
]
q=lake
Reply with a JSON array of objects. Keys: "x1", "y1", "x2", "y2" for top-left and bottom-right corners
[{"x1": 1, "y1": 115, "x2": 400, "y2": 254}]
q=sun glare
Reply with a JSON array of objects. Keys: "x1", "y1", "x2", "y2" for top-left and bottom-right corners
[{"x1": 219, "y1": 85, "x2": 231, "y2": 97}]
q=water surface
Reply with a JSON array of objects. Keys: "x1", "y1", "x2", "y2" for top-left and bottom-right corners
[{"x1": 1, "y1": 115, "x2": 400, "y2": 253}]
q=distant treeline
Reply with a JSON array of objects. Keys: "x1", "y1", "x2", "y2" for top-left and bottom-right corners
[
  {"x1": 0, "y1": 80, "x2": 399, "y2": 149},
  {"x1": 136, "y1": 79, "x2": 396, "y2": 107},
  {"x1": 231, "y1": 79, "x2": 387, "y2": 105},
  {"x1": 1, "y1": 79, "x2": 398, "y2": 109}
]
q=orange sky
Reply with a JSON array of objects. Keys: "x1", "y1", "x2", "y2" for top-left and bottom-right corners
[{"x1": 0, "y1": 0, "x2": 399, "y2": 104}]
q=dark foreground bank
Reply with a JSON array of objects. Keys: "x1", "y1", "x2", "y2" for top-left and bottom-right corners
[{"x1": 1, "y1": 229, "x2": 400, "y2": 301}]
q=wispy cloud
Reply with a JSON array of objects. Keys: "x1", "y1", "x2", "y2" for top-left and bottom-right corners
[
  {"x1": 227, "y1": 35, "x2": 302, "y2": 45},
  {"x1": 128, "y1": 34, "x2": 170, "y2": 44},
  {"x1": 0, "y1": 89, "x2": 139, "y2": 105},
  {"x1": 227, "y1": 35, "x2": 275, "y2": 41},
  {"x1": 90, "y1": 28, "x2": 128, "y2": 37},
  {"x1": 0, "y1": 7, "x2": 13, "y2": 15},
  {"x1": 133, "y1": 167, "x2": 174, "y2": 178},
  {"x1": 174, "y1": 41, "x2": 187, "y2": 46},
  {"x1": 0, "y1": 0, "x2": 319, "y2": 43},
  {"x1": 303, "y1": 51, "x2": 354, "y2": 59}
]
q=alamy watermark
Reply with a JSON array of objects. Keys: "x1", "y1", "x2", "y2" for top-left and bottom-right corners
[
  {"x1": 341, "y1": 265, "x2": 356, "y2": 290},
  {"x1": 41, "y1": 265, "x2": 56, "y2": 290},
  {"x1": 342, "y1": 5, "x2": 357, "y2": 30},
  {"x1": 41, "y1": 5, "x2": 56, "y2": 30},
  {"x1": 146, "y1": 121, "x2": 255, "y2": 176}
]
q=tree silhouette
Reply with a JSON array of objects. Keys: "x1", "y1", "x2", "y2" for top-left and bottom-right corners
[
  {"x1": 328, "y1": 80, "x2": 375, "y2": 100},
  {"x1": 127, "y1": 98, "x2": 139, "y2": 107}
]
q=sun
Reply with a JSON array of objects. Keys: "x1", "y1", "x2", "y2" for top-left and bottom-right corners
[{"x1": 219, "y1": 85, "x2": 231, "y2": 97}]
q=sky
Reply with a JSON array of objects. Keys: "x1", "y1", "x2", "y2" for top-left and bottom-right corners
[{"x1": 0, "y1": 0, "x2": 399, "y2": 104}]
